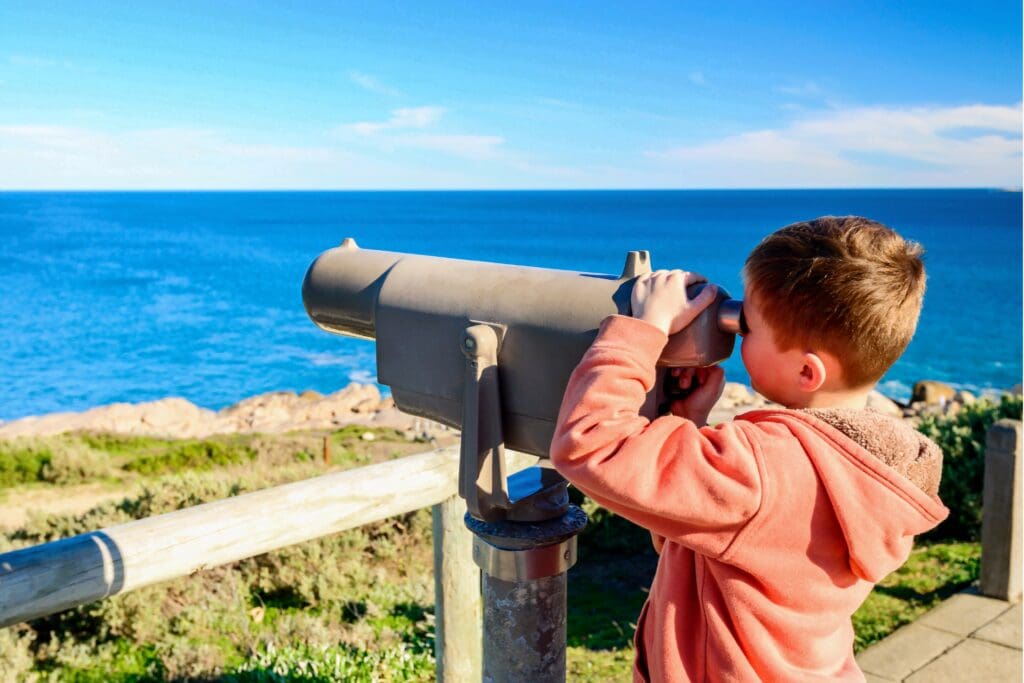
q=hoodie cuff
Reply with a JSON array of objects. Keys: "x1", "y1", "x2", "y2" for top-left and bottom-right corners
[{"x1": 594, "y1": 315, "x2": 668, "y2": 367}]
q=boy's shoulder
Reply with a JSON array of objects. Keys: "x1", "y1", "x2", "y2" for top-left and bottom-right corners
[{"x1": 735, "y1": 407, "x2": 941, "y2": 497}]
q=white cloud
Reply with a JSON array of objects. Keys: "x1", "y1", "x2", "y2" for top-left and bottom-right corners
[
  {"x1": 347, "y1": 106, "x2": 447, "y2": 135},
  {"x1": 650, "y1": 103, "x2": 1022, "y2": 187},
  {"x1": 0, "y1": 124, "x2": 514, "y2": 189},
  {"x1": 8, "y1": 55, "x2": 58, "y2": 67},
  {"x1": 7, "y1": 54, "x2": 79, "y2": 70},
  {"x1": 0, "y1": 125, "x2": 338, "y2": 189},
  {"x1": 340, "y1": 106, "x2": 505, "y2": 159},
  {"x1": 400, "y1": 134, "x2": 504, "y2": 160},
  {"x1": 349, "y1": 71, "x2": 401, "y2": 97}
]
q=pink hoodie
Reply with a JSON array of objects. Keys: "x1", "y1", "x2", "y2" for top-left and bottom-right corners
[{"x1": 550, "y1": 316, "x2": 949, "y2": 682}]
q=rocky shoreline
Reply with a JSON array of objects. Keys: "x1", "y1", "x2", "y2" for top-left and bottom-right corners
[
  {"x1": 0, "y1": 379, "x2": 1012, "y2": 443},
  {"x1": 0, "y1": 384, "x2": 428, "y2": 441}
]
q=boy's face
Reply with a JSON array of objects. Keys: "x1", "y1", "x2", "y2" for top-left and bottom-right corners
[{"x1": 738, "y1": 289, "x2": 806, "y2": 407}]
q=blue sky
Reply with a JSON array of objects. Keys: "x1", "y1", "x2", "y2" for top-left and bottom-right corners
[{"x1": 1, "y1": 1, "x2": 1020, "y2": 189}]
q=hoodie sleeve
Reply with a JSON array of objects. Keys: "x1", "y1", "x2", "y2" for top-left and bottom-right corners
[{"x1": 550, "y1": 315, "x2": 765, "y2": 558}]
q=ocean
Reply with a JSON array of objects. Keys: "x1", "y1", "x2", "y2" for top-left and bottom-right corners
[{"x1": 0, "y1": 190, "x2": 1020, "y2": 421}]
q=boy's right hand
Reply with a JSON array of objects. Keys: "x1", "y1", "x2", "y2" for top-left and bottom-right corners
[
  {"x1": 631, "y1": 270, "x2": 718, "y2": 337},
  {"x1": 669, "y1": 366, "x2": 725, "y2": 425}
]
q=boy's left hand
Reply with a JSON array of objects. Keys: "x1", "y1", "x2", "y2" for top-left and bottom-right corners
[
  {"x1": 669, "y1": 366, "x2": 725, "y2": 425},
  {"x1": 631, "y1": 270, "x2": 718, "y2": 336}
]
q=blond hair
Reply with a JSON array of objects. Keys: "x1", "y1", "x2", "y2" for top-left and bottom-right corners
[{"x1": 743, "y1": 216, "x2": 926, "y2": 387}]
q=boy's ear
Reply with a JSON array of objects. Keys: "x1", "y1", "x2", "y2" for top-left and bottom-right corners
[{"x1": 798, "y1": 352, "x2": 828, "y2": 393}]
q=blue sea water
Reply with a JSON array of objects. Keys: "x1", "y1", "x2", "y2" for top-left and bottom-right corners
[{"x1": 0, "y1": 190, "x2": 1020, "y2": 421}]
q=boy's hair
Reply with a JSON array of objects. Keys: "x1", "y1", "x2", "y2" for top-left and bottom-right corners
[{"x1": 743, "y1": 216, "x2": 926, "y2": 387}]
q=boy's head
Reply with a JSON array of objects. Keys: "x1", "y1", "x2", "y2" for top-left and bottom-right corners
[{"x1": 741, "y1": 216, "x2": 926, "y2": 399}]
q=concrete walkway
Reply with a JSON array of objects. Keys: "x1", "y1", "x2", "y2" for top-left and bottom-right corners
[{"x1": 856, "y1": 591, "x2": 1021, "y2": 681}]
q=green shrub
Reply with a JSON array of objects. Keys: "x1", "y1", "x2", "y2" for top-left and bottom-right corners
[
  {"x1": 0, "y1": 625, "x2": 37, "y2": 681},
  {"x1": 79, "y1": 433, "x2": 170, "y2": 455},
  {"x1": 40, "y1": 441, "x2": 111, "y2": 485},
  {"x1": 0, "y1": 439, "x2": 53, "y2": 487},
  {"x1": 917, "y1": 394, "x2": 1022, "y2": 540},
  {"x1": 124, "y1": 439, "x2": 257, "y2": 475},
  {"x1": 224, "y1": 641, "x2": 434, "y2": 683},
  {"x1": 577, "y1": 496, "x2": 652, "y2": 556}
]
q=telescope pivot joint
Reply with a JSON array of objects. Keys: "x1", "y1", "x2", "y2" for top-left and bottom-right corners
[{"x1": 458, "y1": 322, "x2": 569, "y2": 524}]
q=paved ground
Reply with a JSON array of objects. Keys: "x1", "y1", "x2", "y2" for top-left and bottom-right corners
[{"x1": 856, "y1": 590, "x2": 1021, "y2": 682}]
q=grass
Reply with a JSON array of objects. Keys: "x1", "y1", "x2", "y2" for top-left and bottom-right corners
[
  {"x1": 0, "y1": 426, "x2": 420, "y2": 494},
  {"x1": 0, "y1": 417, "x2": 991, "y2": 681},
  {"x1": 852, "y1": 541, "x2": 981, "y2": 650}
]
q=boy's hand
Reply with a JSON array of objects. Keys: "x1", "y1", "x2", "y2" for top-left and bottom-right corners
[
  {"x1": 631, "y1": 270, "x2": 718, "y2": 337},
  {"x1": 669, "y1": 366, "x2": 725, "y2": 425}
]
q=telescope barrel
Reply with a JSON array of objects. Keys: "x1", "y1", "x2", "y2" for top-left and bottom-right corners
[{"x1": 302, "y1": 239, "x2": 739, "y2": 458}]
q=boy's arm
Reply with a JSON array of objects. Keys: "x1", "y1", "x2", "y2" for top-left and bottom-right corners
[{"x1": 549, "y1": 314, "x2": 765, "y2": 558}]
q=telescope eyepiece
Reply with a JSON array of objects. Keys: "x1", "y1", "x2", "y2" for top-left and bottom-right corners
[{"x1": 718, "y1": 299, "x2": 747, "y2": 336}]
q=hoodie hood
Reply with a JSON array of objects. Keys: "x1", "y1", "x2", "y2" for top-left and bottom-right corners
[
  {"x1": 804, "y1": 408, "x2": 943, "y2": 497},
  {"x1": 752, "y1": 409, "x2": 949, "y2": 582}
]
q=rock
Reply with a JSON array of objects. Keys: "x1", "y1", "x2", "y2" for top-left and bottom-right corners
[
  {"x1": 138, "y1": 398, "x2": 215, "y2": 430},
  {"x1": 954, "y1": 390, "x2": 976, "y2": 405},
  {"x1": 351, "y1": 396, "x2": 382, "y2": 414},
  {"x1": 327, "y1": 384, "x2": 381, "y2": 413},
  {"x1": 718, "y1": 383, "x2": 754, "y2": 408},
  {"x1": 361, "y1": 432, "x2": 376, "y2": 441},
  {"x1": 221, "y1": 391, "x2": 297, "y2": 415},
  {"x1": 0, "y1": 381, "x2": 413, "y2": 440},
  {"x1": 866, "y1": 391, "x2": 903, "y2": 417},
  {"x1": 911, "y1": 380, "x2": 956, "y2": 406},
  {"x1": 1011, "y1": 384, "x2": 1022, "y2": 396}
]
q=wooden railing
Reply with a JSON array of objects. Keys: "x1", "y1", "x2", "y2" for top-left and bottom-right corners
[{"x1": 0, "y1": 445, "x2": 537, "y2": 682}]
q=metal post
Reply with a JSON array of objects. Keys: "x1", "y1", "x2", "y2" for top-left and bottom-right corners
[
  {"x1": 466, "y1": 506, "x2": 587, "y2": 683},
  {"x1": 457, "y1": 322, "x2": 588, "y2": 682}
]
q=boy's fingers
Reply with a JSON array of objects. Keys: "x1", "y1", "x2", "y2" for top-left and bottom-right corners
[
  {"x1": 693, "y1": 284, "x2": 718, "y2": 307},
  {"x1": 683, "y1": 271, "x2": 709, "y2": 286},
  {"x1": 706, "y1": 366, "x2": 726, "y2": 392}
]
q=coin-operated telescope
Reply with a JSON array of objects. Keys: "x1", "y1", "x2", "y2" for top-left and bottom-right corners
[
  {"x1": 303, "y1": 238, "x2": 743, "y2": 522},
  {"x1": 302, "y1": 238, "x2": 743, "y2": 682}
]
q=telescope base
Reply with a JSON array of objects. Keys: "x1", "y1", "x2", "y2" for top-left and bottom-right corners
[{"x1": 466, "y1": 505, "x2": 587, "y2": 683}]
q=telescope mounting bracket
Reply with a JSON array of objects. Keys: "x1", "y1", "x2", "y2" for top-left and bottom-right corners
[{"x1": 458, "y1": 322, "x2": 569, "y2": 523}]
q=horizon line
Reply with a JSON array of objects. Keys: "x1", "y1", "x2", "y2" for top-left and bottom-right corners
[{"x1": 1, "y1": 186, "x2": 1021, "y2": 193}]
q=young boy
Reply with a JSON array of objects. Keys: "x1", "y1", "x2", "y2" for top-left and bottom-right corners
[{"x1": 550, "y1": 216, "x2": 948, "y2": 682}]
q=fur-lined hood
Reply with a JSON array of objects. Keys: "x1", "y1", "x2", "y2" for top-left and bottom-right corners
[{"x1": 802, "y1": 407, "x2": 943, "y2": 497}]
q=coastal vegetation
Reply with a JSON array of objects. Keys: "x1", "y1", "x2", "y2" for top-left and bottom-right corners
[{"x1": 0, "y1": 394, "x2": 1017, "y2": 681}]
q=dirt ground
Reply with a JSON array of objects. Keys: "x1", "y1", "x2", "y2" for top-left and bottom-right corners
[{"x1": 0, "y1": 482, "x2": 131, "y2": 531}]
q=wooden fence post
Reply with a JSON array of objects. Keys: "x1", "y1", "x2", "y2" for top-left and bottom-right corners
[
  {"x1": 433, "y1": 495, "x2": 482, "y2": 682},
  {"x1": 980, "y1": 419, "x2": 1022, "y2": 601}
]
